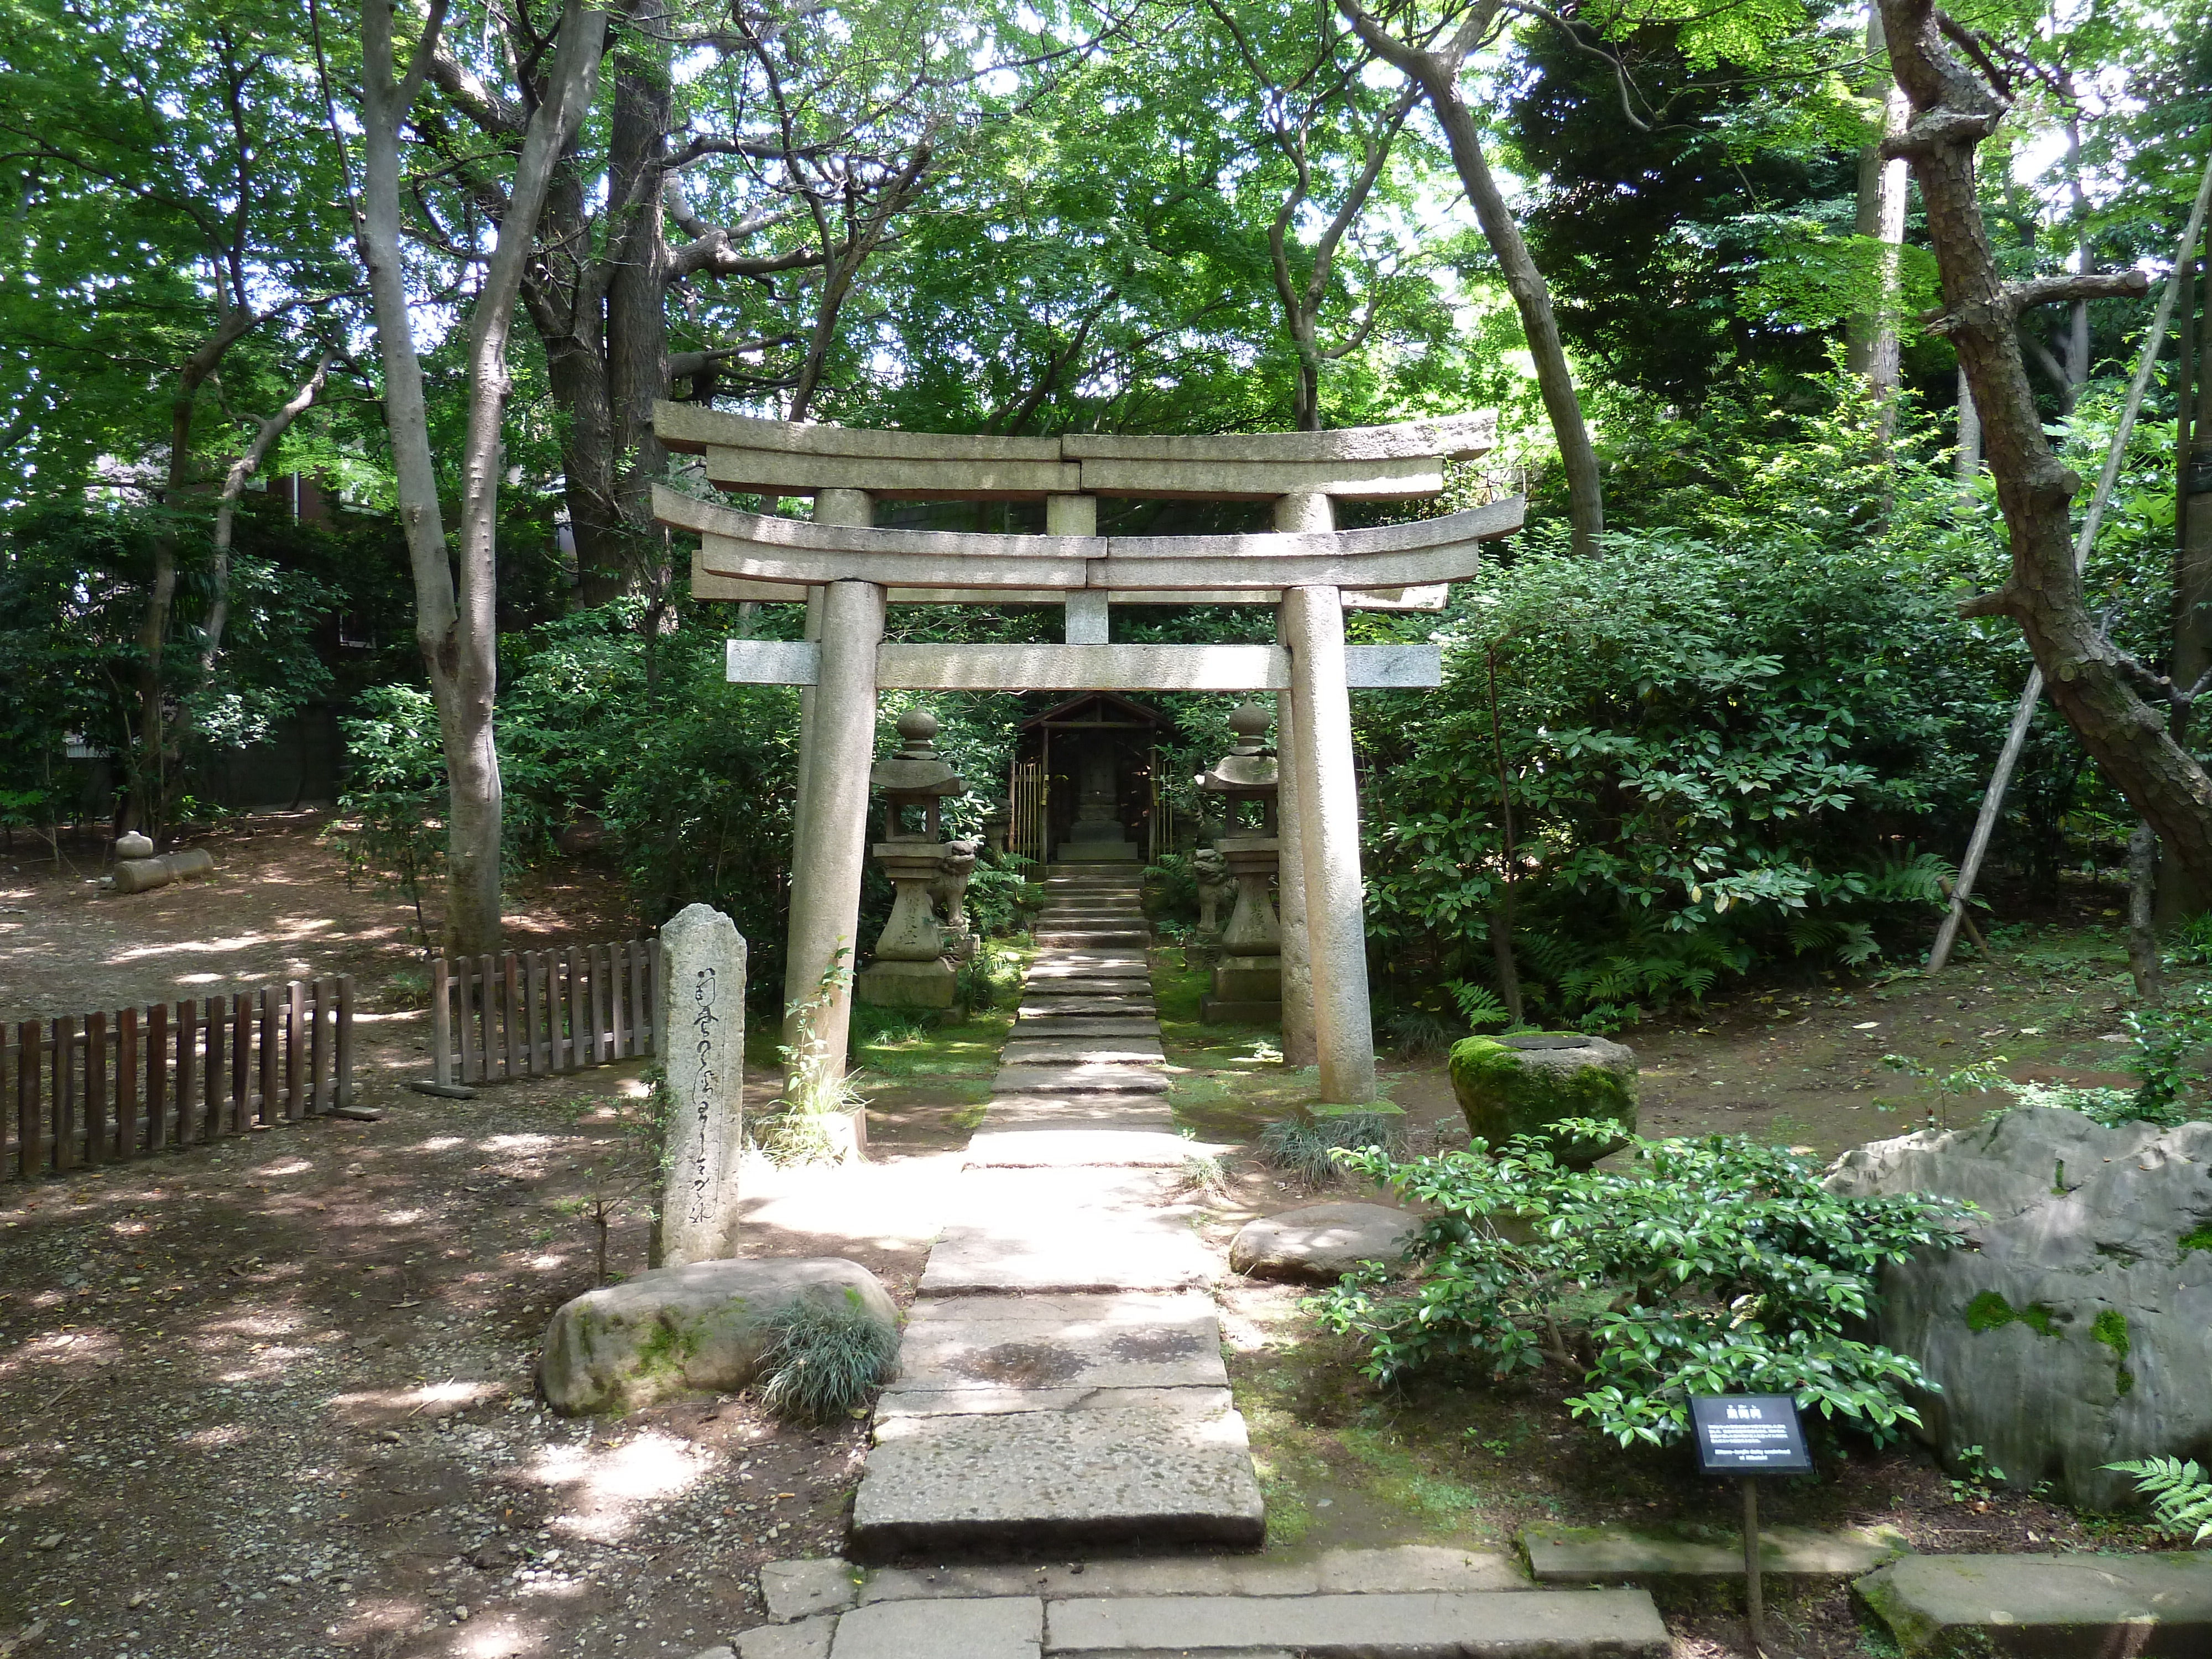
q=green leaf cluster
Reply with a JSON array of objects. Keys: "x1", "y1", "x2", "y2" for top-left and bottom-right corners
[{"x1": 1308, "y1": 1125, "x2": 1973, "y2": 1449}]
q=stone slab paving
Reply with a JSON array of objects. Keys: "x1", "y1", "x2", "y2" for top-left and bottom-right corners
[
  {"x1": 975, "y1": 1094, "x2": 1180, "y2": 1131},
  {"x1": 1522, "y1": 1521, "x2": 1910, "y2": 1581},
  {"x1": 738, "y1": 1547, "x2": 1668, "y2": 1658},
  {"x1": 1045, "y1": 1589, "x2": 1671, "y2": 1655},
  {"x1": 1855, "y1": 1553, "x2": 2212, "y2": 1657},
  {"x1": 850, "y1": 864, "x2": 1265, "y2": 1561},
  {"x1": 966, "y1": 1129, "x2": 1217, "y2": 1167},
  {"x1": 993, "y1": 1064, "x2": 1174, "y2": 1094}
]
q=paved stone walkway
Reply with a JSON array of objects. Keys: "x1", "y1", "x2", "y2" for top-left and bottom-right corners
[
  {"x1": 733, "y1": 1547, "x2": 1673, "y2": 1658},
  {"x1": 849, "y1": 864, "x2": 1266, "y2": 1561}
]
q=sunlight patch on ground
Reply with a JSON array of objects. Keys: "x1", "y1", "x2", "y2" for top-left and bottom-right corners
[
  {"x1": 255, "y1": 1156, "x2": 316, "y2": 1177},
  {"x1": 481, "y1": 1134, "x2": 561, "y2": 1155},
  {"x1": 525, "y1": 1430, "x2": 714, "y2": 1543},
  {"x1": 416, "y1": 1137, "x2": 469, "y2": 1152}
]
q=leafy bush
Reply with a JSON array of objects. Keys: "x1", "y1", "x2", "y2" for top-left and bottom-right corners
[
  {"x1": 755, "y1": 1288, "x2": 900, "y2": 1424},
  {"x1": 2125, "y1": 987, "x2": 2212, "y2": 1124},
  {"x1": 1310, "y1": 1126, "x2": 1973, "y2": 1448},
  {"x1": 2106, "y1": 1457, "x2": 2212, "y2": 1543},
  {"x1": 1259, "y1": 1110, "x2": 1404, "y2": 1185},
  {"x1": 332, "y1": 684, "x2": 447, "y2": 943}
]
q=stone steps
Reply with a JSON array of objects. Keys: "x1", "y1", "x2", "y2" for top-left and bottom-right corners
[
  {"x1": 843, "y1": 916, "x2": 1275, "y2": 1564},
  {"x1": 738, "y1": 1548, "x2": 1671, "y2": 1658}
]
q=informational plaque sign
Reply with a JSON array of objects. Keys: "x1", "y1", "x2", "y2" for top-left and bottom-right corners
[{"x1": 1689, "y1": 1395, "x2": 1813, "y2": 1475}]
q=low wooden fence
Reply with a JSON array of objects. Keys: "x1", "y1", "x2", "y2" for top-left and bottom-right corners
[
  {"x1": 6, "y1": 977, "x2": 354, "y2": 1179},
  {"x1": 430, "y1": 939, "x2": 661, "y2": 1087}
]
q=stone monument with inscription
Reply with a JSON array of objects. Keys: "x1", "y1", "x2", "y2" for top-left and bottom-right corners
[{"x1": 657, "y1": 903, "x2": 747, "y2": 1265}]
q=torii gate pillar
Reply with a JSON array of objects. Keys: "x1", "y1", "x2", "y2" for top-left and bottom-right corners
[{"x1": 782, "y1": 574, "x2": 885, "y2": 1079}]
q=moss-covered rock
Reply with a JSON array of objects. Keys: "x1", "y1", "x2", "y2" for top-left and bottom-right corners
[
  {"x1": 538, "y1": 1256, "x2": 896, "y2": 1416},
  {"x1": 1447, "y1": 1032, "x2": 1639, "y2": 1166}
]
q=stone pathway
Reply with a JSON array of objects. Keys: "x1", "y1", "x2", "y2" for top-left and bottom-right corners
[
  {"x1": 735, "y1": 1546, "x2": 1672, "y2": 1659},
  {"x1": 849, "y1": 864, "x2": 1266, "y2": 1561}
]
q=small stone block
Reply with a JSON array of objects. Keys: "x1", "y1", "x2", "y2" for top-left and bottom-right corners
[
  {"x1": 738, "y1": 1614, "x2": 834, "y2": 1659},
  {"x1": 885, "y1": 1292, "x2": 1226, "y2": 1399},
  {"x1": 1523, "y1": 1522, "x2": 1908, "y2": 1582},
  {"x1": 1855, "y1": 1553, "x2": 2212, "y2": 1657},
  {"x1": 1045, "y1": 1589, "x2": 1668, "y2": 1655},
  {"x1": 761, "y1": 1558, "x2": 861, "y2": 1621},
  {"x1": 1311, "y1": 1546, "x2": 1528, "y2": 1594},
  {"x1": 828, "y1": 1596, "x2": 1042, "y2": 1659},
  {"x1": 854, "y1": 961, "x2": 957, "y2": 1008}
]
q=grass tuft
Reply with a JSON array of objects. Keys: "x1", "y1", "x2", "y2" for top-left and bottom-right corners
[
  {"x1": 1258, "y1": 1110, "x2": 1404, "y2": 1185},
  {"x1": 755, "y1": 1289, "x2": 900, "y2": 1425}
]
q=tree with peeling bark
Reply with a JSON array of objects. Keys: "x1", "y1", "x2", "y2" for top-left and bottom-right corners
[
  {"x1": 1334, "y1": 0, "x2": 1604, "y2": 555},
  {"x1": 347, "y1": 0, "x2": 605, "y2": 959},
  {"x1": 1873, "y1": 0, "x2": 2212, "y2": 895}
]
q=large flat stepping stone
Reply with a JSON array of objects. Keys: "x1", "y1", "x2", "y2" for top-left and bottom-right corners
[
  {"x1": 920, "y1": 1167, "x2": 1215, "y2": 1293},
  {"x1": 849, "y1": 1397, "x2": 1265, "y2": 1561},
  {"x1": 993, "y1": 1065, "x2": 1172, "y2": 1096},
  {"x1": 878, "y1": 1291, "x2": 1227, "y2": 1415},
  {"x1": 1856, "y1": 1553, "x2": 2212, "y2": 1656},
  {"x1": 978, "y1": 1094, "x2": 1178, "y2": 1131},
  {"x1": 1026, "y1": 959, "x2": 1150, "y2": 978},
  {"x1": 1045, "y1": 1589, "x2": 1667, "y2": 1656},
  {"x1": 967, "y1": 1129, "x2": 1216, "y2": 1167},
  {"x1": 1017, "y1": 999, "x2": 1156, "y2": 1020},
  {"x1": 858, "y1": 1546, "x2": 1527, "y2": 1605},
  {"x1": 1011, "y1": 1017, "x2": 1161, "y2": 1039},
  {"x1": 1000, "y1": 1039, "x2": 1166, "y2": 1067},
  {"x1": 829, "y1": 1596, "x2": 1041, "y2": 1659},
  {"x1": 1524, "y1": 1521, "x2": 1908, "y2": 1581}
]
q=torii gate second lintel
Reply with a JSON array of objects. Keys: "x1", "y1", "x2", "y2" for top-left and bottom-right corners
[{"x1": 651, "y1": 404, "x2": 1525, "y2": 1105}]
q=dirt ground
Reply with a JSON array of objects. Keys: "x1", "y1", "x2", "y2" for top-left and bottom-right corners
[{"x1": 0, "y1": 822, "x2": 2169, "y2": 1659}]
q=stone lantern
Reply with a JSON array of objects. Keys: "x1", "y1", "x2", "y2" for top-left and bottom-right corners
[
  {"x1": 1196, "y1": 702, "x2": 1282, "y2": 1023},
  {"x1": 855, "y1": 709, "x2": 967, "y2": 1009}
]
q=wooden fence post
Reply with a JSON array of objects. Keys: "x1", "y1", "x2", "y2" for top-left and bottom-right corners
[
  {"x1": 285, "y1": 980, "x2": 305, "y2": 1121},
  {"x1": 84, "y1": 1011, "x2": 108, "y2": 1167},
  {"x1": 609, "y1": 943, "x2": 629, "y2": 1061},
  {"x1": 54, "y1": 1015, "x2": 77, "y2": 1170},
  {"x1": 336, "y1": 975, "x2": 355, "y2": 1109},
  {"x1": 564, "y1": 947, "x2": 583, "y2": 1070},
  {"x1": 257, "y1": 988, "x2": 278, "y2": 1126},
  {"x1": 175, "y1": 1000, "x2": 199, "y2": 1146},
  {"x1": 116, "y1": 1006, "x2": 139, "y2": 1158},
  {"x1": 309, "y1": 979, "x2": 330, "y2": 1113},
  {"x1": 503, "y1": 953, "x2": 522, "y2": 1079},
  {"x1": 431, "y1": 954, "x2": 452, "y2": 1088},
  {"x1": 145, "y1": 1003, "x2": 168, "y2": 1151},
  {"x1": 16, "y1": 1021, "x2": 40, "y2": 1177},
  {"x1": 229, "y1": 993, "x2": 251, "y2": 1134}
]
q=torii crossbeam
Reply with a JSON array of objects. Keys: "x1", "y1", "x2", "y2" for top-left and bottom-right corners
[{"x1": 651, "y1": 401, "x2": 1524, "y2": 1103}]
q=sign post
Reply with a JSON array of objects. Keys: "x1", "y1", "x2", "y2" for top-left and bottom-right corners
[{"x1": 1689, "y1": 1394, "x2": 1813, "y2": 1656}]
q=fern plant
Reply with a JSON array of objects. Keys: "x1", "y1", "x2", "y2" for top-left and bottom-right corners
[{"x1": 2106, "y1": 1458, "x2": 2212, "y2": 1543}]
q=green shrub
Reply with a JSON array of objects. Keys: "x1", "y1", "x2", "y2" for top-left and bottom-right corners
[
  {"x1": 1259, "y1": 1111, "x2": 1403, "y2": 1185},
  {"x1": 1310, "y1": 1126, "x2": 1974, "y2": 1448},
  {"x1": 2124, "y1": 987, "x2": 2212, "y2": 1124},
  {"x1": 755, "y1": 1289, "x2": 900, "y2": 1424}
]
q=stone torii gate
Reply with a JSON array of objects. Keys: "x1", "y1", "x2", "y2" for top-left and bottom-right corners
[{"x1": 649, "y1": 401, "x2": 1522, "y2": 1104}]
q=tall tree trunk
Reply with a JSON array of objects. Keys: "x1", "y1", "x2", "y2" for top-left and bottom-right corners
[
  {"x1": 124, "y1": 308, "x2": 255, "y2": 837},
  {"x1": 1876, "y1": 0, "x2": 2212, "y2": 896},
  {"x1": 356, "y1": 0, "x2": 603, "y2": 959},
  {"x1": 1846, "y1": 7, "x2": 1910, "y2": 430},
  {"x1": 201, "y1": 353, "x2": 331, "y2": 674},
  {"x1": 1954, "y1": 363, "x2": 1981, "y2": 491},
  {"x1": 1338, "y1": 0, "x2": 1604, "y2": 557}
]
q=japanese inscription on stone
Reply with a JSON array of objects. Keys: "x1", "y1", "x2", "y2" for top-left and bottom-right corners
[{"x1": 658, "y1": 904, "x2": 747, "y2": 1265}]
